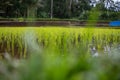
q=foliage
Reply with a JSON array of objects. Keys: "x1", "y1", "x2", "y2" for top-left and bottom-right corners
[
  {"x1": 1, "y1": 0, "x2": 120, "y2": 20},
  {"x1": 94, "y1": 0, "x2": 120, "y2": 20}
]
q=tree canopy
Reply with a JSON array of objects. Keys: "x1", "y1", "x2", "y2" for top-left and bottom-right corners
[{"x1": 0, "y1": 0, "x2": 120, "y2": 20}]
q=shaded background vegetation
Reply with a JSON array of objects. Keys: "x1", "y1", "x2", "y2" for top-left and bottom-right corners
[{"x1": 0, "y1": 0, "x2": 120, "y2": 20}]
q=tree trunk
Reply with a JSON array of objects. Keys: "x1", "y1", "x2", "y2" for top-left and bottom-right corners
[
  {"x1": 27, "y1": 6, "x2": 37, "y2": 26},
  {"x1": 50, "y1": 0, "x2": 53, "y2": 19},
  {"x1": 27, "y1": 6, "x2": 36, "y2": 21},
  {"x1": 66, "y1": 0, "x2": 72, "y2": 18}
]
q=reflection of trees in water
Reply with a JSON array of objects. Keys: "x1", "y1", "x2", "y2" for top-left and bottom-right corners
[{"x1": 90, "y1": 44, "x2": 120, "y2": 57}]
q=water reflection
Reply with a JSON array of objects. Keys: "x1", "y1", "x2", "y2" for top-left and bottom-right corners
[{"x1": 90, "y1": 44, "x2": 120, "y2": 57}]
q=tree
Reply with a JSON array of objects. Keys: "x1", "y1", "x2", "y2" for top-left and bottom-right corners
[
  {"x1": 71, "y1": 0, "x2": 91, "y2": 19},
  {"x1": 0, "y1": 0, "x2": 16, "y2": 17},
  {"x1": 21, "y1": 0, "x2": 43, "y2": 19},
  {"x1": 95, "y1": 0, "x2": 120, "y2": 20},
  {"x1": 0, "y1": 0, "x2": 25, "y2": 18},
  {"x1": 50, "y1": 0, "x2": 53, "y2": 19}
]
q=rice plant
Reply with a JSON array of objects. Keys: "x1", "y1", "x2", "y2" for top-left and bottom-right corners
[{"x1": 0, "y1": 27, "x2": 120, "y2": 58}]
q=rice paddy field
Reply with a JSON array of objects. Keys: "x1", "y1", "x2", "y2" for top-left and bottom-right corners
[
  {"x1": 0, "y1": 26, "x2": 120, "y2": 80},
  {"x1": 0, "y1": 27, "x2": 120, "y2": 58}
]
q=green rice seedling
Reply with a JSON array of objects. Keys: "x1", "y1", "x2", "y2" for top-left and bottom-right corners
[{"x1": 0, "y1": 27, "x2": 120, "y2": 58}]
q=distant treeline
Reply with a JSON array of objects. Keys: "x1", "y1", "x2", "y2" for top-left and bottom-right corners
[{"x1": 0, "y1": 0, "x2": 120, "y2": 20}]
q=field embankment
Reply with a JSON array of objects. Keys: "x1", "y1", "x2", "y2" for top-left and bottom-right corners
[{"x1": 0, "y1": 19, "x2": 109, "y2": 27}]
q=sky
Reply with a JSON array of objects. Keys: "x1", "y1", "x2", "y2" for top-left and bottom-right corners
[
  {"x1": 114, "y1": 0, "x2": 120, "y2": 2},
  {"x1": 96, "y1": 0, "x2": 120, "y2": 2}
]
